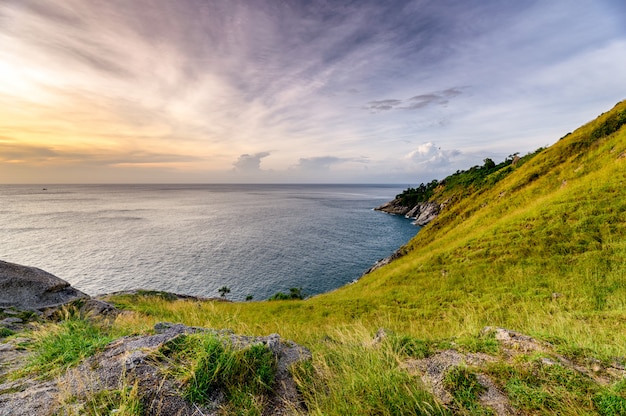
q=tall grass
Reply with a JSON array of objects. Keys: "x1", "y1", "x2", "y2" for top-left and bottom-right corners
[
  {"x1": 154, "y1": 332, "x2": 277, "y2": 415},
  {"x1": 21, "y1": 318, "x2": 116, "y2": 378}
]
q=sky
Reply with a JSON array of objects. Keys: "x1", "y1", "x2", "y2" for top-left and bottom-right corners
[{"x1": 1, "y1": 0, "x2": 626, "y2": 184}]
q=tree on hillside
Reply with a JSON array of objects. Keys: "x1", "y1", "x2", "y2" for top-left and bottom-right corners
[
  {"x1": 483, "y1": 158, "x2": 496, "y2": 170},
  {"x1": 218, "y1": 286, "x2": 231, "y2": 298}
]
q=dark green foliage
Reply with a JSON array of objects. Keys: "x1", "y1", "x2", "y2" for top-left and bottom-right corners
[
  {"x1": 594, "y1": 379, "x2": 626, "y2": 416},
  {"x1": 505, "y1": 377, "x2": 556, "y2": 411},
  {"x1": 396, "y1": 151, "x2": 543, "y2": 208},
  {"x1": 0, "y1": 327, "x2": 14, "y2": 338},
  {"x1": 26, "y1": 318, "x2": 114, "y2": 377},
  {"x1": 172, "y1": 335, "x2": 277, "y2": 411},
  {"x1": 442, "y1": 155, "x2": 518, "y2": 192},
  {"x1": 457, "y1": 331, "x2": 499, "y2": 355},
  {"x1": 395, "y1": 179, "x2": 440, "y2": 206},
  {"x1": 269, "y1": 287, "x2": 306, "y2": 301},
  {"x1": 590, "y1": 110, "x2": 626, "y2": 141},
  {"x1": 443, "y1": 366, "x2": 492, "y2": 415},
  {"x1": 186, "y1": 337, "x2": 233, "y2": 402},
  {"x1": 594, "y1": 391, "x2": 626, "y2": 416},
  {"x1": 565, "y1": 108, "x2": 626, "y2": 154},
  {"x1": 136, "y1": 290, "x2": 178, "y2": 301},
  {"x1": 390, "y1": 334, "x2": 432, "y2": 359},
  {"x1": 218, "y1": 286, "x2": 231, "y2": 298},
  {"x1": 483, "y1": 158, "x2": 496, "y2": 170},
  {"x1": 245, "y1": 295, "x2": 254, "y2": 301},
  {"x1": 487, "y1": 358, "x2": 599, "y2": 413}
]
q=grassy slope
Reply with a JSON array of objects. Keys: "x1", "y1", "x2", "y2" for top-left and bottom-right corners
[{"x1": 104, "y1": 100, "x2": 626, "y2": 414}]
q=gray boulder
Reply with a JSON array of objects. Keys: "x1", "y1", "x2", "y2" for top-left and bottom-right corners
[
  {"x1": 0, "y1": 260, "x2": 88, "y2": 310},
  {"x1": 0, "y1": 322, "x2": 312, "y2": 416}
]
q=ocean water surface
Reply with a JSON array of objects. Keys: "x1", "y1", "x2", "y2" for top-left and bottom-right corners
[{"x1": 0, "y1": 184, "x2": 419, "y2": 300}]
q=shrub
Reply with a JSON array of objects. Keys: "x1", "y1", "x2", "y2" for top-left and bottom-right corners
[{"x1": 269, "y1": 287, "x2": 306, "y2": 301}]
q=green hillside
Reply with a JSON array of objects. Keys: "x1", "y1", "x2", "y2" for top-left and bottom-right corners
[{"x1": 16, "y1": 100, "x2": 626, "y2": 414}]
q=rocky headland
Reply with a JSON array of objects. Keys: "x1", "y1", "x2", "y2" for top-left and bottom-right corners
[{"x1": 374, "y1": 198, "x2": 442, "y2": 227}]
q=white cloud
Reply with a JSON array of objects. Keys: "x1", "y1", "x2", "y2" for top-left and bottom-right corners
[
  {"x1": 405, "y1": 142, "x2": 461, "y2": 165},
  {"x1": 233, "y1": 152, "x2": 271, "y2": 172}
]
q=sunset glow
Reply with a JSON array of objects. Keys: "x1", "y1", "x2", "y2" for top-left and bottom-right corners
[{"x1": 1, "y1": 0, "x2": 625, "y2": 183}]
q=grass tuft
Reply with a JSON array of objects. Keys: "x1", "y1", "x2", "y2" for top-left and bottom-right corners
[
  {"x1": 20, "y1": 318, "x2": 115, "y2": 378},
  {"x1": 156, "y1": 333, "x2": 276, "y2": 414},
  {"x1": 443, "y1": 366, "x2": 492, "y2": 415}
]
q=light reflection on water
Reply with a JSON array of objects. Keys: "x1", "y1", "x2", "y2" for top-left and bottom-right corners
[{"x1": 0, "y1": 184, "x2": 419, "y2": 300}]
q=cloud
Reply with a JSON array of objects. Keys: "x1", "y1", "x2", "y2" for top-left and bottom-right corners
[
  {"x1": 1, "y1": 1, "x2": 625, "y2": 184},
  {"x1": 293, "y1": 156, "x2": 366, "y2": 172},
  {"x1": 405, "y1": 142, "x2": 461, "y2": 166},
  {"x1": 405, "y1": 87, "x2": 464, "y2": 110},
  {"x1": 0, "y1": 141, "x2": 58, "y2": 163},
  {"x1": 363, "y1": 99, "x2": 403, "y2": 112},
  {"x1": 233, "y1": 152, "x2": 271, "y2": 172},
  {"x1": 0, "y1": 140, "x2": 201, "y2": 168},
  {"x1": 364, "y1": 87, "x2": 464, "y2": 113}
]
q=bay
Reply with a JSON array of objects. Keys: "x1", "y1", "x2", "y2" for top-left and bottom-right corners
[{"x1": 0, "y1": 184, "x2": 419, "y2": 300}]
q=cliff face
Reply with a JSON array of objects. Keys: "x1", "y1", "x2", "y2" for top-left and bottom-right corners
[{"x1": 375, "y1": 199, "x2": 441, "y2": 226}]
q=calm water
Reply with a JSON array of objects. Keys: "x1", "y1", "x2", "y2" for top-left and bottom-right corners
[{"x1": 0, "y1": 184, "x2": 419, "y2": 300}]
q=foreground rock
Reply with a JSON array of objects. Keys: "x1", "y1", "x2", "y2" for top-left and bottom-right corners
[
  {"x1": 0, "y1": 322, "x2": 311, "y2": 416},
  {"x1": 0, "y1": 260, "x2": 88, "y2": 310},
  {"x1": 399, "y1": 327, "x2": 626, "y2": 416},
  {"x1": 375, "y1": 200, "x2": 441, "y2": 226}
]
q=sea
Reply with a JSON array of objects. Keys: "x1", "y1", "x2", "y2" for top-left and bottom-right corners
[{"x1": 0, "y1": 184, "x2": 419, "y2": 300}]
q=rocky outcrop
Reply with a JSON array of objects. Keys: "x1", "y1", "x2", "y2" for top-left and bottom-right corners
[
  {"x1": 399, "y1": 327, "x2": 626, "y2": 416},
  {"x1": 362, "y1": 247, "x2": 407, "y2": 276},
  {"x1": 0, "y1": 322, "x2": 312, "y2": 416},
  {"x1": 0, "y1": 260, "x2": 88, "y2": 310},
  {"x1": 405, "y1": 201, "x2": 441, "y2": 226},
  {"x1": 375, "y1": 200, "x2": 441, "y2": 226}
]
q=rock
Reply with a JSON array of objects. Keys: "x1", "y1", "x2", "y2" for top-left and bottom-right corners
[
  {"x1": 374, "y1": 199, "x2": 413, "y2": 216},
  {"x1": 0, "y1": 318, "x2": 22, "y2": 331},
  {"x1": 361, "y1": 247, "x2": 407, "y2": 275},
  {"x1": 375, "y1": 199, "x2": 441, "y2": 227},
  {"x1": 0, "y1": 260, "x2": 88, "y2": 310},
  {"x1": 0, "y1": 322, "x2": 311, "y2": 416},
  {"x1": 369, "y1": 328, "x2": 388, "y2": 346},
  {"x1": 401, "y1": 327, "x2": 626, "y2": 415},
  {"x1": 402, "y1": 345, "x2": 515, "y2": 415},
  {"x1": 409, "y1": 201, "x2": 441, "y2": 226}
]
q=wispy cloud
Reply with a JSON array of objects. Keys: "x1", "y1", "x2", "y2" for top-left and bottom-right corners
[
  {"x1": 1, "y1": 0, "x2": 625, "y2": 183},
  {"x1": 293, "y1": 156, "x2": 367, "y2": 172},
  {"x1": 364, "y1": 88, "x2": 465, "y2": 113}
]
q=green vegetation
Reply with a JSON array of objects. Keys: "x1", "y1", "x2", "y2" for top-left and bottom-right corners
[
  {"x1": 395, "y1": 149, "x2": 544, "y2": 207},
  {"x1": 443, "y1": 366, "x2": 492, "y2": 415},
  {"x1": 0, "y1": 327, "x2": 14, "y2": 338},
  {"x1": 218, "y1": 286, "x2": 231, "y2": 298},
  {"x1": 484, "y1": 354, "x2": 626, "y2": 415},
  {"x1": 396, "y1": 179, "x2": 440, "y2": 206},
  {"x1": 268, "y1": 287, "x2": 306, "y2": 300},
  {"x1": 290, "y1": 327, "x2": 447, "y2": 415},
  {"x1": 6, "y1": 100, "x2": 626, "y2": 414},
  {"x1": 20, "y1": 318, "x2": 116, "y2": 378},
  {"x1": 156, "y1": 333, "x2": 276, "y2": 414},
  {"x1": 78, "y1": 383, "x2": 143, "y2": 416}
]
